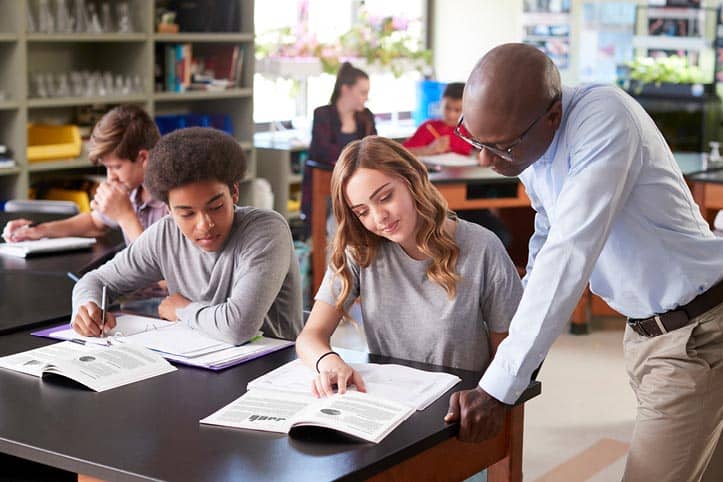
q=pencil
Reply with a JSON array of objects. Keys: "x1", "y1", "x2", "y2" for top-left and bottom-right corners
[{"x1": 426, "y1": 123, "x2": 441, "y2": 139}]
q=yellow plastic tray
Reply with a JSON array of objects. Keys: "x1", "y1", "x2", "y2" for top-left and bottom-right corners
[
  {"x1": 27, "y1": 124, "x2": 82, "y2": 163},
  {"x1": 43, "y1": 188, "x2": 91, "y2": 213}
]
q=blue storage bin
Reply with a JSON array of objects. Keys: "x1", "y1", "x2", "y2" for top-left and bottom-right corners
[
  {"x1": 413, "y1": 80, "x2": 446, "y2": 126},
  {"x1": 155, "y1": 114, "x2": 233, "y2": 135}
]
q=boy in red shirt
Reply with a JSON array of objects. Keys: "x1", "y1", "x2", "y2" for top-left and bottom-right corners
[
  {"x1": 404, "y1": 83, "x2": 472, "y2": 156},
  {"x1": 404, "y1": 82, "x2": 511, "y2": 247}
]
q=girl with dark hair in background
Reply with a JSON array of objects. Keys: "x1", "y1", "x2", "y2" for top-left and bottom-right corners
[{"x1": 301, "y1": 62, "x2": 377, "y2": 230}]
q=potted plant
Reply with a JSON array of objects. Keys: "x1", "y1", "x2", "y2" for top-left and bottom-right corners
[{"x1": 623, "y1": 55, "x2": 714, "y2": 98}]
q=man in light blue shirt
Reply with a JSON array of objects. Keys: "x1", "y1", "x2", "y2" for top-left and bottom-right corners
[{"x1": 445, "y1": 43, "x2": 723, "y2": 482}]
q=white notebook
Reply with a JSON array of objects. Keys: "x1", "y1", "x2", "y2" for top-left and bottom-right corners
[{"x1": 0, "y1": 237, "x2": 96, "y2": 258}]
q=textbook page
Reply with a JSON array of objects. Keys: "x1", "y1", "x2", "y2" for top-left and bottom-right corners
[
  {"x1": 0, "y1": 341, "x2": 176, "y2": 391},
  {"x1": 201, "y1": 389, "x2": 313, "y2": 433},
  {"x1": 247, "y1": 359, "x2": 461, "y2": 410},
  {"x1": 0, "y1": 341, "x2": 87, "y2": 377},
  {"x1": 289, "y1": 390, "x2": 415, "y2": 443},
  {"x1": 200, "y1": 389, "x2": 414, "y2": 443},
  {"x1": 0, "y1": 237, "x2": 96, "y2": 258}
]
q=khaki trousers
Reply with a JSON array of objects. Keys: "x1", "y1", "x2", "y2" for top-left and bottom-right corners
[{"x1": 622, "y1": 302, "x2": 723, "y2": 482}]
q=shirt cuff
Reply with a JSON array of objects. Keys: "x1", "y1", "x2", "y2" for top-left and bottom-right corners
[{"x1": 478, "y1": 360, "x2": 532, "y2": 405}]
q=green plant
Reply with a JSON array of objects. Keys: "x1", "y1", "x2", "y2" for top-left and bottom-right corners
[{"x1": 626, "y1": 56, "x2": 708, "y2": 86}]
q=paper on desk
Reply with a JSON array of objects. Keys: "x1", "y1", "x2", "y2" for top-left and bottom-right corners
[
  {"x1": 0, "y1": 237, "x2": 96, "y2": 258},
  {"x1": 247, "y1": 359, "x2": 460, "y2": 410},
  {"x1": 418, "y1": 153, "x2": 478, "y2": 168}
]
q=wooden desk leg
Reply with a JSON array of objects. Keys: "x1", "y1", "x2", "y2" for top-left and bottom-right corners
[
  {"x1": 488, "y1": 405, "x2": 524, "y2": 482},
  {"x1": 311, "y1": 168, "x2": 332, "y2": 294},
  {"x1": 569, "y1": 287, "x2": 592, "y2": 335}
]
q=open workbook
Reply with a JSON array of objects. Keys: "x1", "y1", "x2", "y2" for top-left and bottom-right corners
[
  {"x1": 0, "y1": 341, "x2": 176, "y2": 391},
  {"x1": 34, "y1": 313, "x2": 294, "y2": 370},
  {"x1": 0, "y1": 237, "x2": 96, "y2": 258},
  {"x1": 200, "y1": 359, "x2": 461, "y2": 443}
]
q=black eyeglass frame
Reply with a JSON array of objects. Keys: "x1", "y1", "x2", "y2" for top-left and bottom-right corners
[{"x1": 455, "y1": 95, "x2": 561, "y2": 161}]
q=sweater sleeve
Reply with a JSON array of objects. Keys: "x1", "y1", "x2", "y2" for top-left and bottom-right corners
[{"x1": 72, "y1": 220, "x2": 165, "y2": 322}]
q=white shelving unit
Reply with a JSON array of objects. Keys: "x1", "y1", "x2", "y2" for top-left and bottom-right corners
[{"x1": 0, "y1": 0, "x2": 255, "y2": 202}]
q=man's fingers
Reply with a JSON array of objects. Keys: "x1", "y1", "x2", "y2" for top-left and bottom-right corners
[{"x1": 444, "y1": 391, "x2": 461, "y2": 422}]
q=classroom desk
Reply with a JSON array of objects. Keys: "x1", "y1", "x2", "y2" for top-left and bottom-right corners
[
  {"x1": 687, "y1": 168, "x2": 723, "y2": 224},
  {"x1": 0, "y1": 212, "x2": 125, "y2": 275},
  {"x1": 0, "y1": 271, "x2": 75, "y2": 334},
  {"x1": 0, "y1": 329, "x2": 541, "y2": 482}
]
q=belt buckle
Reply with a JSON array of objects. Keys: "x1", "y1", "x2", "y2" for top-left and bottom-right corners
[
  {"x1": 653, "y1": 315, "x2": 668, "y2": 335},
  {"x1": 628, "y1": 318, "x2": 649, "y2": 336}
]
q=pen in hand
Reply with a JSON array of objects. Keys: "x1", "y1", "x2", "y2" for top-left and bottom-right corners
[{"x1": 100, "y1": 285, "x2": 107, "y2": 337}]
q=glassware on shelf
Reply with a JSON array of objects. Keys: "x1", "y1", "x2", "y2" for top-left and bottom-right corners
[
  {"x1": 74, "y1": 0, "x2": 89, "y2": 33},
  {"x1": 116, "y1": 2, "x2": 133, "y2": 33},
  {"x1": 38, "y1": 0, "x2": 55, "y2": 34},
  {"x1": 30, "y1": 69, "x2": 145, "y2": 99},
  {"x1": 27, "y1": 4, "x2": 37, "y2": 33},
  {"x1": 101, "y1": 2, "x2": 113, "y2": 33},
  {"x1": 87, "y1": 2, "x2": 102, "y2": 33},
  {"x1": 56, "y1": 0, "x2": 74, "y2": 33}
]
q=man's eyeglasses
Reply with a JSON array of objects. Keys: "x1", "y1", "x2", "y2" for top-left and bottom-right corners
[{"x1": 455, "y1": 96, "x2": 560, "y2": 161}]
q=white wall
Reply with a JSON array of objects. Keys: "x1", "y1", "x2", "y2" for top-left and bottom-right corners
[{"x1": 431, "y1": 0, "x2": 524, "y2": 83}]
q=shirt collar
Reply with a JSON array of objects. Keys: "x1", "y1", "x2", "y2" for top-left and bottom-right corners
[
  {"x1": 130, "y1": 185, "x2": 165, "y2": 210},
  {"x1": 534, "y1": 85, "x2": 574, "y2": 167}
]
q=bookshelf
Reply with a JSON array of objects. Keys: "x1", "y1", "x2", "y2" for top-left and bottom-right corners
[{"x1": 0, "y1": 0, "x2": 255, "y2": 202}]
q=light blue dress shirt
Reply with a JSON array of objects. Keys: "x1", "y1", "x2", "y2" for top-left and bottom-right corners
[{"x1": 479, "y1": 84, "x2": 723, "y2": 404}]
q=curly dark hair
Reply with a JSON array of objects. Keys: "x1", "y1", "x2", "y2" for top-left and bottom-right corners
[{"x1": 145, "y1": 127, "x2": 246, "y2": 203}]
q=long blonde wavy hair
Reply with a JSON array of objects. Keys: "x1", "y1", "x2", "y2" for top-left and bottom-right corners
[{"x1": 329, "y1": 136, "x2": 461, "y2": 315}]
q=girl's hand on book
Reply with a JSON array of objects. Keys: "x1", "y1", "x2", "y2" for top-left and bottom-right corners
[
  {"x1": 313, "y1": 357, "x2": 367, "y2": 398},
  {"x1": 72, "y1": 301, "x2": 117, "y2": 337}
]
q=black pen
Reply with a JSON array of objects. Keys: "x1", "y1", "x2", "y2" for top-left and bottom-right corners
[{"x1": 100, "y1": 285, "x2": 108, "y2": 337}]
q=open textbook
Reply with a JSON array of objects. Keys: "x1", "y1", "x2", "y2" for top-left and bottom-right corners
[
  {"x1": 0, "y1": 341, "x2": 176, "y2": 391},
  {"x1": 200, "y1": 359, "x2": 461, "y2": 443},
  {"x1": 33, "y1": 313, "x2": 294, "y2": 370},
  {"x1": 0, "y1": 237, "x2": 96, "y2": 258}
]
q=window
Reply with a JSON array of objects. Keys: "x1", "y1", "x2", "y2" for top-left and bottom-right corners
[{"x1": 254, "y1": 0, "x2": 427, "y2": 125}]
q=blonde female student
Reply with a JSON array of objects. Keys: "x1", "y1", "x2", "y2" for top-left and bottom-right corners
[{"x1": 296, "y1": 136, "x2": 523, "y2": 397}]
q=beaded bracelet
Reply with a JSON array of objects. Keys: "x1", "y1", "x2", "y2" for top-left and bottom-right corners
[{"x1": 315, "y1": 350, "x2": 340, "y2": 373}]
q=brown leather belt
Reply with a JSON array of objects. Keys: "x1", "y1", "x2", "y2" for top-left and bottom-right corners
[{"x1": 628, "y1": 278, "x2": 723, "y2": 337}]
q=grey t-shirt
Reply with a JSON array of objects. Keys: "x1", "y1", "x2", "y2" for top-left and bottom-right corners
[
  {"x1": 73, "y1": 206, "x2": 303, "y2": 344},
  {"x1": 316, "y1": 219, "x2": 522, "y2": 372}
]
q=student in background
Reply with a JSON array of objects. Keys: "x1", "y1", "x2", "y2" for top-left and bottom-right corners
[
  {"x1": 71, "y1": 127, "x2": 303, "y2": 345},
  {"x1": 404, "y1": 82, "x2": 511, "y2": 247},
  {"x1": 403, "y1": 82, "x2": 471, "y2": 157},
  {"x1": 301, "y1": 62, "x2": 377, "y2": 229},
  {"x1": 296, "y1": 136, "x2": 522, "y2": 399},
  {"x1": 2, "y1": 105, "x2": 165, "y2": 245}
]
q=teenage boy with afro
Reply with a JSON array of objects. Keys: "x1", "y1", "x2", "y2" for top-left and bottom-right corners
[{"x1": 71, "y1": 127, "x2": 303, "y2": 344}]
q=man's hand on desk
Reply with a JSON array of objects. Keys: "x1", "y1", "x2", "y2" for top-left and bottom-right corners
[
  {"x1": 72, "y1": 301, "x2": 117, "y2": 337},
  {"x1": 158, "y1": 293, "x2": 191, "y2": 321},
  {"x1": 445, "y1": 386, "x2": 507, "y2": 442}
]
